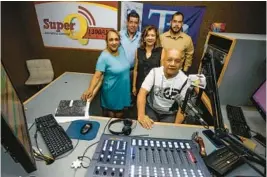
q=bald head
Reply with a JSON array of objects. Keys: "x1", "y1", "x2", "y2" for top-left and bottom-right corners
[
  {"x1": 163, "y1": 48, "x2": 184, "y2": 78},
  {"x1": 164, "y1": 48, "x2": 184, "y2": 61}
]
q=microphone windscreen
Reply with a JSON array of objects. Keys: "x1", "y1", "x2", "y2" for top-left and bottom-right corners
[{"x1": 188, "y1": 74, "x2": 207, "y2": 89}]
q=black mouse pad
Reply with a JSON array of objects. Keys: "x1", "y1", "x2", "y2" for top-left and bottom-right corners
[{"x1": 66, "y1": 120, "x2": 100, "y2": 141}]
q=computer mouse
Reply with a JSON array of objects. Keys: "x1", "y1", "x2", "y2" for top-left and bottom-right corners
[{"x1": 80, "y1": 122, "x2": 93, "y2": 135}]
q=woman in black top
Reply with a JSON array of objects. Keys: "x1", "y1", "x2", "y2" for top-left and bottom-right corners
[{"x1": 132, "y1": 25, "x2": 165, "y2": 96}]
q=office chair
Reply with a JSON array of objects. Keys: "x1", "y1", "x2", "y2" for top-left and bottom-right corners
[{"x1": 25, "y1": 59, "x2": 54, "y2": 88}]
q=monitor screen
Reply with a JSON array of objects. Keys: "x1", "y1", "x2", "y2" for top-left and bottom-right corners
[
  {"x1": 1, "y1": 63, "x2": 36, "y2": 172},
  {"x1": 251, "y1": 80, "x2": 266, "y2": 120}
]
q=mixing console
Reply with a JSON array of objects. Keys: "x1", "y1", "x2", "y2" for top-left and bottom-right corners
[{"x1": 85, "y1": 134, "x2": 211, "y2": 177}]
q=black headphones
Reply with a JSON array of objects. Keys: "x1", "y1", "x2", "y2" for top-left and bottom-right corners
[{"x1": 108, "y1": 119, "x2": 133, "y2": 136}]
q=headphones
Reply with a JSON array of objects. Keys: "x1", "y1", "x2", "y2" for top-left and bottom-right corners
[{"x1": 108, "y1": 119, "x2": 133, "y2": 136}]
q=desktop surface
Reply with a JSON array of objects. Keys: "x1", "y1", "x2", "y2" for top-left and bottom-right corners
[
  {"x1": 3, "y1": 116, "x2": 265, "y2": 177},
  {"x1": 1, "y1": 72, "x2": 265, "y2": 177}
]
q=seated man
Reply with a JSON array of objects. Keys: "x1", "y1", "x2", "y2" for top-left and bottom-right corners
[{"x1": 137, "y1": 48, "x2": 191, "y2": 129}]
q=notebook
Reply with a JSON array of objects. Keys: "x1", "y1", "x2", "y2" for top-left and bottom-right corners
[{"x1": 54, "y1": 100, "x2": 90, "y2": 123}]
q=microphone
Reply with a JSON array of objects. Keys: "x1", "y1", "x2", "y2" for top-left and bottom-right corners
[
  {"x1": 176, "y1": 96, "x2": 208, "y2": 126},
  {"x1": 175, "y1": 76, "x2": 208, "y2": 126},
  {"x1": 186, "y1": 102, "x2": 208, "y2": 126}
]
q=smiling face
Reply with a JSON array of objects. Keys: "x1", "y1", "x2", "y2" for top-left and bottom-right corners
[
  {"x1": 170, "y1": 14, "x2": 183, "y2": 34},
  {"x1": 163, "y1": 49, "x2": 184, "y2": 78},
  {"x1": 144, "y1": 29, "x2": 157, "y2": 47},
  {"x1": 127, "y1": 17, "x2": 139, "y2": 35},
  {"x1": 106, "y1": 31, "x2": 120, "y2": 53}
]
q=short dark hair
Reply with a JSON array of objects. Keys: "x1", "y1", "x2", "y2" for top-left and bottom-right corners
[
  {"x1": 171, "y1": 12, "x2": 184, "y2": 21},
  {"x1": 127, "y1": 10, "x2": 140, "y2": 22}
]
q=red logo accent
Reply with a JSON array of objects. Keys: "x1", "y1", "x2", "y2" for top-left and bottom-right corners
[
  {"x1": 78, "y1": 6, "x2": 112, "y2": 40},
  {"x1": 78, "y1": 6, "x2": 96, "y2": 26}
]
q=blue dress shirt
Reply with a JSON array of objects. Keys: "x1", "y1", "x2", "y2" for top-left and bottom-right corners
[{"x1": 120, "y1": 29, "x2": 141, "y2": 68}]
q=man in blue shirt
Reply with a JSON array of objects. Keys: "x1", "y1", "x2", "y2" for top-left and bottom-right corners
[{"x1": 120, "y1": 11, "x2": 141, "y2": 69}]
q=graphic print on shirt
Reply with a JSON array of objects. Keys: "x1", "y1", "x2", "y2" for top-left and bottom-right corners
[{"x1": 154, "y1": 85, "x2": 181, "y2": 100}]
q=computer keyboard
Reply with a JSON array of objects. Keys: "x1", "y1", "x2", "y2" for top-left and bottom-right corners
[
  {"x1": 226, "y1": 105, "x2": 252, "y2": 138},
  {"x1": 35, "y1": 114, "x2": 73, "y2": 158}
]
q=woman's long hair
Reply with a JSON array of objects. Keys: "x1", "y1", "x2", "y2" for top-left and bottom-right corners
[{"x1": 140, "y1": 25, "x2": 161, "y2": 49}]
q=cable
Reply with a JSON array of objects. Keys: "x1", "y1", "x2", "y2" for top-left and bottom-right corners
[
  {"x1": 34, "y1": 130, "x2": 54, "y2": 164},
  {"x1": 78, "y1": 140, "x2": 99, "y2": 169},
  {"x1": 103, "y1": 117, "x2": 113, "y2": 134},
  {"x1": 34, "y1": 128, "x2": 80, "y2": 162},
  {"x1": 28, "y1": 122, "x2": 35, "y2": 131},
  {"x1": 76, "y1": 118, "x2": 150, "y2": 169},
  {"x1": 73, "y1": 169, "x2": 77, "y2": 177},
  {"x1": 81, "y1": 140, "x2": 100, "y2": 158},
  {"x1": 77, "y1": 117, "x2": 113, "y2": 168},
  {"x1": 58, "y1": 116, "x2": 114, "y2": 160},
  {"x1": 199, "y1": 118, "x2": 209, "y2": 129},
  {"x1": 34, "y1": 156, "x2": 44, "y2": 161},
  {"x1": 34, "y1": 130, "x2": 46, "y2": 157},
  {"x1": 76, "y1": 118, "x2": 149, "y2": 169},
  {"x1": 78, "y1": 156, "x2": 92, "y2": 168}
]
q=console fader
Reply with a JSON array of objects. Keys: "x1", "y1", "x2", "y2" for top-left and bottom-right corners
[{"x1": 85, "y1": 134, "x2": 211, "y2": 177}]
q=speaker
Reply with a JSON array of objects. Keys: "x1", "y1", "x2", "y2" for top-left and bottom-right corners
[{"x1": 108, "y1": 119, "x2": 133, "y2": 136}]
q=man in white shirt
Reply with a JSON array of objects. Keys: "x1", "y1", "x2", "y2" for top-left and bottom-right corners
[{"x1": 137, "y1": 49, "x2": 191, "y2": 129}]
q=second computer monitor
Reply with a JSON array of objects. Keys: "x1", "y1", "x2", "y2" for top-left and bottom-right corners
[{"x1": 251, "y1": 80, "x2": 266, "y2": 120}]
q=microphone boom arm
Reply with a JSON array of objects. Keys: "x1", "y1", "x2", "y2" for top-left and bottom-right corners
[
  {"x1": 201, "y1": 52, "x2": 266, "y2": 176},
  {"x1": 201, "y1": 52, "x2": 225, "y2": 133}
]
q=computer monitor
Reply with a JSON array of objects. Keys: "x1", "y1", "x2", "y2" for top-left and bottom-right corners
[
  {"x1": 1, "y1": 63, "x2": 36, "y2": 173},
  {"x1": 251, "y1": 80, "x2": 266, "y2": 120}
]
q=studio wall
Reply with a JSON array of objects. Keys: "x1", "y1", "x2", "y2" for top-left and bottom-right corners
[
  {"x1": 1, "y1": 2, "x2": 31, "y2": 101},
  {"x1": 2, "y1": 1, "x2": 266, "y2": 101}
]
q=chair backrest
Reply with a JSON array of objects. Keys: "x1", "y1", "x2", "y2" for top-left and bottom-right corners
[{"x1": 26, "y1": 59, "x2": 54, "y2": 79}]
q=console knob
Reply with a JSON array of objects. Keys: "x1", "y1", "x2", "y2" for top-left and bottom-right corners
[
  {"x1": 107, "y1": 155, "x2": 111, "y2": 162},
  {"x1": 100, "y1": 154, "x2": 104, "y2": 161},
  {"x1": 119, "y1": 168, "x2": 124, "y2": 176},
  {"x1": 109, "y1": 147, "x2": 113, "y2": 154},
  {"x1": 103, "y1": 167, "x2": 108, "y2": 176},
  {"x1": 95, "y1": 166, "x2": 100, "y2": 174}
]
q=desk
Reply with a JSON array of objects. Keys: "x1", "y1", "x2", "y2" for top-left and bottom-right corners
[{"x1": 1, "y1": 72, "x2": 265, "y2": 177}]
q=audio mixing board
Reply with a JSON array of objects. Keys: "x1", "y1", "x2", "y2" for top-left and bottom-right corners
[{"x1": 85, "y1": 134, "x2": 211, "y2": 177}]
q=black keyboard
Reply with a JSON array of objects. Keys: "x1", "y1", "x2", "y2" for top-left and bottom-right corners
[
  {"x1": 35, "y1": 114, "x2": 73, "y2": 158},
  {"x1": 204, "y1": 146, "x2": 244, "y2": 176},
  {"x1": 226, "y1": 105, "x2": 252, "y2": 138}
]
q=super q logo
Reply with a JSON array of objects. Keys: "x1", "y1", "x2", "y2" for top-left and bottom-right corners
[{"x1": 43, "y1": 6, "x2": 111, "y2": 46}]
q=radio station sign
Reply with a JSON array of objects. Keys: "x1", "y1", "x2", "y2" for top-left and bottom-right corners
[{"x1": 35, "y1": 1, "x2": 118, "y2": 50}]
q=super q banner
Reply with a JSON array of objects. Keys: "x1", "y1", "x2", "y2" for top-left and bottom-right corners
[
  {"x1": 35, "y1": 1, "x2": 118, "y2": 50},
  {"x1": 121, "y1": 2, "x2": 206, "y2": 46}
]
